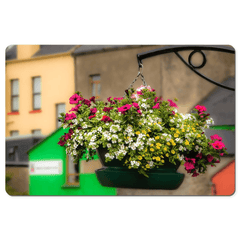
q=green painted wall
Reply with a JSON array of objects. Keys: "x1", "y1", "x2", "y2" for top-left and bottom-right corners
[{"x1": 28, "y1": 128, "x2": 116, "y2": 196}]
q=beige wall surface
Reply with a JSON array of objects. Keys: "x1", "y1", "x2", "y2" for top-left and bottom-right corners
[{"x1": 75, "y1": 45, "x2": 235, "y2": 114}]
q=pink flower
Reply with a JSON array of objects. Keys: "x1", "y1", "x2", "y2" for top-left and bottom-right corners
[
  {"x1": 103, "y1": 107, "x2": 113, "y2": 112},
  {"x1": 152, "y1": 103, "x2": 160, "y2": 109},
  {"x1": 83, "y1": 99, "x2": 91, "y2": 107},
  {"x1": 211, "y1": 141, "x2": 225, "y2": 150},
  {"x1": 89, "y1": 114, "x2": 96, "y2": 120},
  {"x1": 107, "y1": 97, "x2": 115, "y2": 104},
  {"x1": 154, "y1": 97, "x2": 158, "y2": 103},
  {"x1": 69, "y1": 104, "x2": 81, "y2": 112},
  {"x1": 137, "y1": 110, "x2": 142, "y2": 115},
  {"x1": 69, "y1": 94, "x2": 82, "y2": 104},
  {"x1": 210, "y1": 134, "x2": 222, "y2": 141},
  {"x1": 184, "y1": 161, "x2": 195, "y2": 170},
  {"x1": 219, "y1": 153, "x2": 224, "y2": 156},
  {"x1": 90, "y1": 108, "x2": 97, "y2": 115},
  {"x1": 90, "y1": 96, "x2": 96, "y2": 103},
  {"x1": 196, "y1": 153, "x2": 202, "y2": 159},
  {"x1": 132, "y1": 102, "x2": 140, "y2": 110},
  {"x1": 118, "y1": 104, "x2": 132, "y2": 114},
  {"x1": 167, "y1": 99, "x2": 178, "y2": 108},
  {"x1": 192, "y1": 170, "x2": 199, "y2": 177},
  {"x1": 114, "y1": 97, "x2": 124, "y2": 102},
  {"x1": 65, "y1": 113, "x2": 76, "y2": 120},
  {"x1": 101, "y1": 115, "x2": 113, "y2": 122},
  {"x1": 185, "y1": 157, "x2": 196, "y2": 164},
  {"x1": 58, "y1": 140, "x2": 65, "y2": 146},
  {"x1": 207, "y1": 155, "x2": 214, "y2": 162},
  {"x1": 195, "y1": 105, "x2": 207, "y2": 113},
  {"x1": 69, "y1": 129, "x2": 73, "y2": 135},
  {"x1": 137, "y1": 91, "x2": 143, "y2": 95},
  {"x1": 64, "y1": 133, "x2": 72, "y2": 141},
  {"x1": 215, "y1": 160, "x2": 220, "y2": 163}
]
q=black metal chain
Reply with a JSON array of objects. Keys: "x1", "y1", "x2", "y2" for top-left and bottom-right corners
[{"x1": 123, "y1": 63, "x2": 148, "y2": 97}]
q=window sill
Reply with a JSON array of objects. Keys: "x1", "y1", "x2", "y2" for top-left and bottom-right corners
[
  {"x1": 7, "y1": 112, "x2": 19, "y2": 115},
  {"x1": 61, "y1": 184, "x2": 80, "y2": 189},
  {"x1": 29, "y1": 110, "x2": 42, "y2": 114}
]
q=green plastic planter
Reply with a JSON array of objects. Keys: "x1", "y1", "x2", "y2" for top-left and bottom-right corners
[{"x1": 95, "y1": 147, "x2": 185, "y2": 189}]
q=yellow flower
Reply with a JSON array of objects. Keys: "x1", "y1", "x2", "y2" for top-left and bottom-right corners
[
  {"x1": 139, "y1": 122, "x2": 142, "y2": 125},
  {"x1": 148, "y1": 129, "x2": 151, "y2": 132},
  {"x1": 185, "y1": 140, "x2": 189, "y2": 146},
  {"x1": 150, "y1": 148, "x2": 154, "y2": 152},
  {"x1": 158, "y1": 122, "x2": 161, "y2": 124},
  {"x1": 156, "y1": 157, "x2": 160, "y2": 161},
  {"x1": 147, "y1": 134, "x2": 150, "y2": 137},
  {"x1": 128, "y1": 166, "x2": 132, "y2": 169},
  {"x1": 176, "y1": 130, "x2": 180, "y2": 134},
  {"x1": 171, "y1": 150, "x2": 175, "y2": 154},
  {"x1": 142, "y1": 130, "x2": 146, "y2": 134},
  {"x1": 156, "y1": 146, "x2": 160, "y2": 149},
  {"x1": 138, "y1": 156, "x2": 142, "y2": 160},
  {"x1": 167, "y1": 142, "x2": 170, "y2": 146},
  {"x1": 182, "y1": 129, "x2": 185, "y2": 132},
  {"x1": 146, "y1": 164, "x2": 150, "y2": 169},
  {"x1": 166, "y1": 153, "x2": 169, "y2": 157},
  {"x1": 154, "y1": 123, "x2": 157, "y2": 125},
  {"x1": 174, "y1": 133, "x2": 179, "y2": 138},
  {"x1": 196, "y1": 123, "x2": 199, "y2": 126},
  {"x1": 164, "y1": 147, "x2": 167, "y2": 151},
  {"x1": 152, "y1": 157, "x2": 156, "y2": 159},
  {"x1": 192, "y1": 143, "x2": 195, "y2": 145},
  {"x1": 171, "y1": 128, "x2": 175, "y2": 131},
  {"x1": 155, "y1": 136, "x2": 160, "y2": 140},
  {"x1": 150, "y1": 144, "x2": 154, "y2": 147},
  {"x1": 145, "y1": 149, "x2": 148, "y2": 152},
  {"x1": 161, "y1": 160, "x2": 165, "y2": 163},
  {"x1": 136, "y1": 131, "x2": 140, "y2": 135},
  {"x1": 197, "y1": 134, "x2": 201, "y2": 138}
]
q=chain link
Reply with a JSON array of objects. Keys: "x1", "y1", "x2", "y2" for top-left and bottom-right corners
[{"x1": 123, "y1": 64, "x2": 148, "y2": 97}]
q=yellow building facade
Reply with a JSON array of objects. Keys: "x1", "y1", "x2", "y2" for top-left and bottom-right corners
[{"x1": 6, "y1": 45, "x2": 76, "y2": 137}]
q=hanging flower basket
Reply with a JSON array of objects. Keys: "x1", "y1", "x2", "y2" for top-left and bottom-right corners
[{"x1": 58, "y1": 67, "x2": 227, "y2": 189}]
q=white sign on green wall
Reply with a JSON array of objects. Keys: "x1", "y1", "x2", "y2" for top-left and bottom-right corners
[{"x1": 29, "y1": 160, "x2": 63, "y2": 175}]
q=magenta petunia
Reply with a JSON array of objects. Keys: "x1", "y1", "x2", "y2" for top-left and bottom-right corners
[
  {"x1": 196, "y1": 153, "x2": 203, "y2": 159},
  {"x1": 210, "y1": 134, "x2": 222, "y2": 141},
  {"x1": 64, "y1": 133, "x2": 72, "y2": 141},
  {"x1": 69, "y1": 94, "x2": 82, "y2": 104},
  {"x1": 69, "y1": 104, "x2": 81, "y2": 112},
  {"x1": 101, "y1": 115, "x2": 113, "y2": 122},
  {"x1": 184, "y1": 161, "x2": 195, "y2": 170},
  {"x1": 90, "y1": 108, "x2": 97, "y2": 115},
  {"x1": 89, "y1": 114, "x2": 96, "y2": 120},
  {"x1": 137, "y1": 109, "x2": 142, "y2": 115},
  {"x1": 185, "y1": 157, "x2": 196, "y2": 164},
  {"x1": 83, "y1": 99, "x2": 91, "y2": 107},
  {"x1": 65, "y1": 113, "x2": 76, "y2": 120},
  {"x1": 192, "y1": 170, "x2": 199, "y2": 177},
  {"x1": 107, "y1": 97, "x2": 115, "y2": 104},
  {"x1": 103, "y1": 107, "x2": 113, "y2": 112},
  {"x1": 137, "y1": 91, "x2": 143, "y2": 95},
  {"x1": 118, "y1": 104, "x2": 132, "y2": 114},
  {"x1": 132, "y1": 102, "x2": 140, "y2": 110},
  {"x1": 219, "y1": 153, "x2": 224, "y2": 156},
  {"x1": 207, "y1": 154, "x2": 214, "y2": 162},
  {"x1": 90, "y1": 96, "x2": 96, "y2": 103},
  {"x1": 154, "y1": 97, "x2": 158, "y2": 103},
  {"x1": 167, "y1": 99, "x2": 178, "y2": 108},
  {"x1": 195, "y1": 105, "x2": 207, "y2": 113},
  {"x1": 152, "y1": 103, "x2": 160, "y2": 109},
  {"x1": 58, "y1": 140, "x2": 65, "y2": 146},
  {"x1": 114, "y1": 97, "x2": 124, "y2": 102},
  {"x1": 211, "y1": 141, "x2": 225, "y2": 150}
]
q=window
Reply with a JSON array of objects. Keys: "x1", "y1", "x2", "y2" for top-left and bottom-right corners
[
  {"x1": 65, "y1": 154, "x2": 80, "y2": 186},
  {"x1": 90, "y1": 75, "x2": 101, "y2": 100},
  {"x1": 56, "y1": 103, "x2": 66, "y2": 128},
  {"x1": 32, "y1": 129, "x2": 41, "y2": 135},
  {"x1": 7, "y1": 146, "x2": 19, "y2": 162},
  {"x1": 11, "y1": 79, "x2": 19, "y2": 112},
  {"x1": 32, "y1": 77, "x2": 41, "y2": 110},
  {"x1": 10, "y1": 130, "x2": 19, "y2": 137}
]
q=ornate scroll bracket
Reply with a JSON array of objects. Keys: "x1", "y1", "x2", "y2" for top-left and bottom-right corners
[{"x1": 137, "y1": 45, "x2": 235, "y2": 91}]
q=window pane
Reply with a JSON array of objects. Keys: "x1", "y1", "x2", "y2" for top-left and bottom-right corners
[
  {"x1": 10, "y1": 131, "x2": 19, "y2": 136},
  {"x1": 57, "y1": 104, "x2": 65, "y2": 117},
  {"x1": 12, "y1": 96, "x2": 19, "y2": 111},
  {"x1": 92, "y1": 75, "x2": 101, "y2": 81},
  {"x1": 92, "y1": 83, "x2": 96, "y2": 96},
  {"x1": 32, "y1": 129, "x2": 41, "y2": 135},
  {"x1": 12, "y1": 80, "x2": 19, "y2": 95},
  {"x1": 33, "y1": 77, "x2": 41, "y2": 93},
  {"x1": 97, "y1": 83, "x2": 101, "y2": 96},
  {"x1": 33, "y1": 94, "x2": 41, "y2": 109}
]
